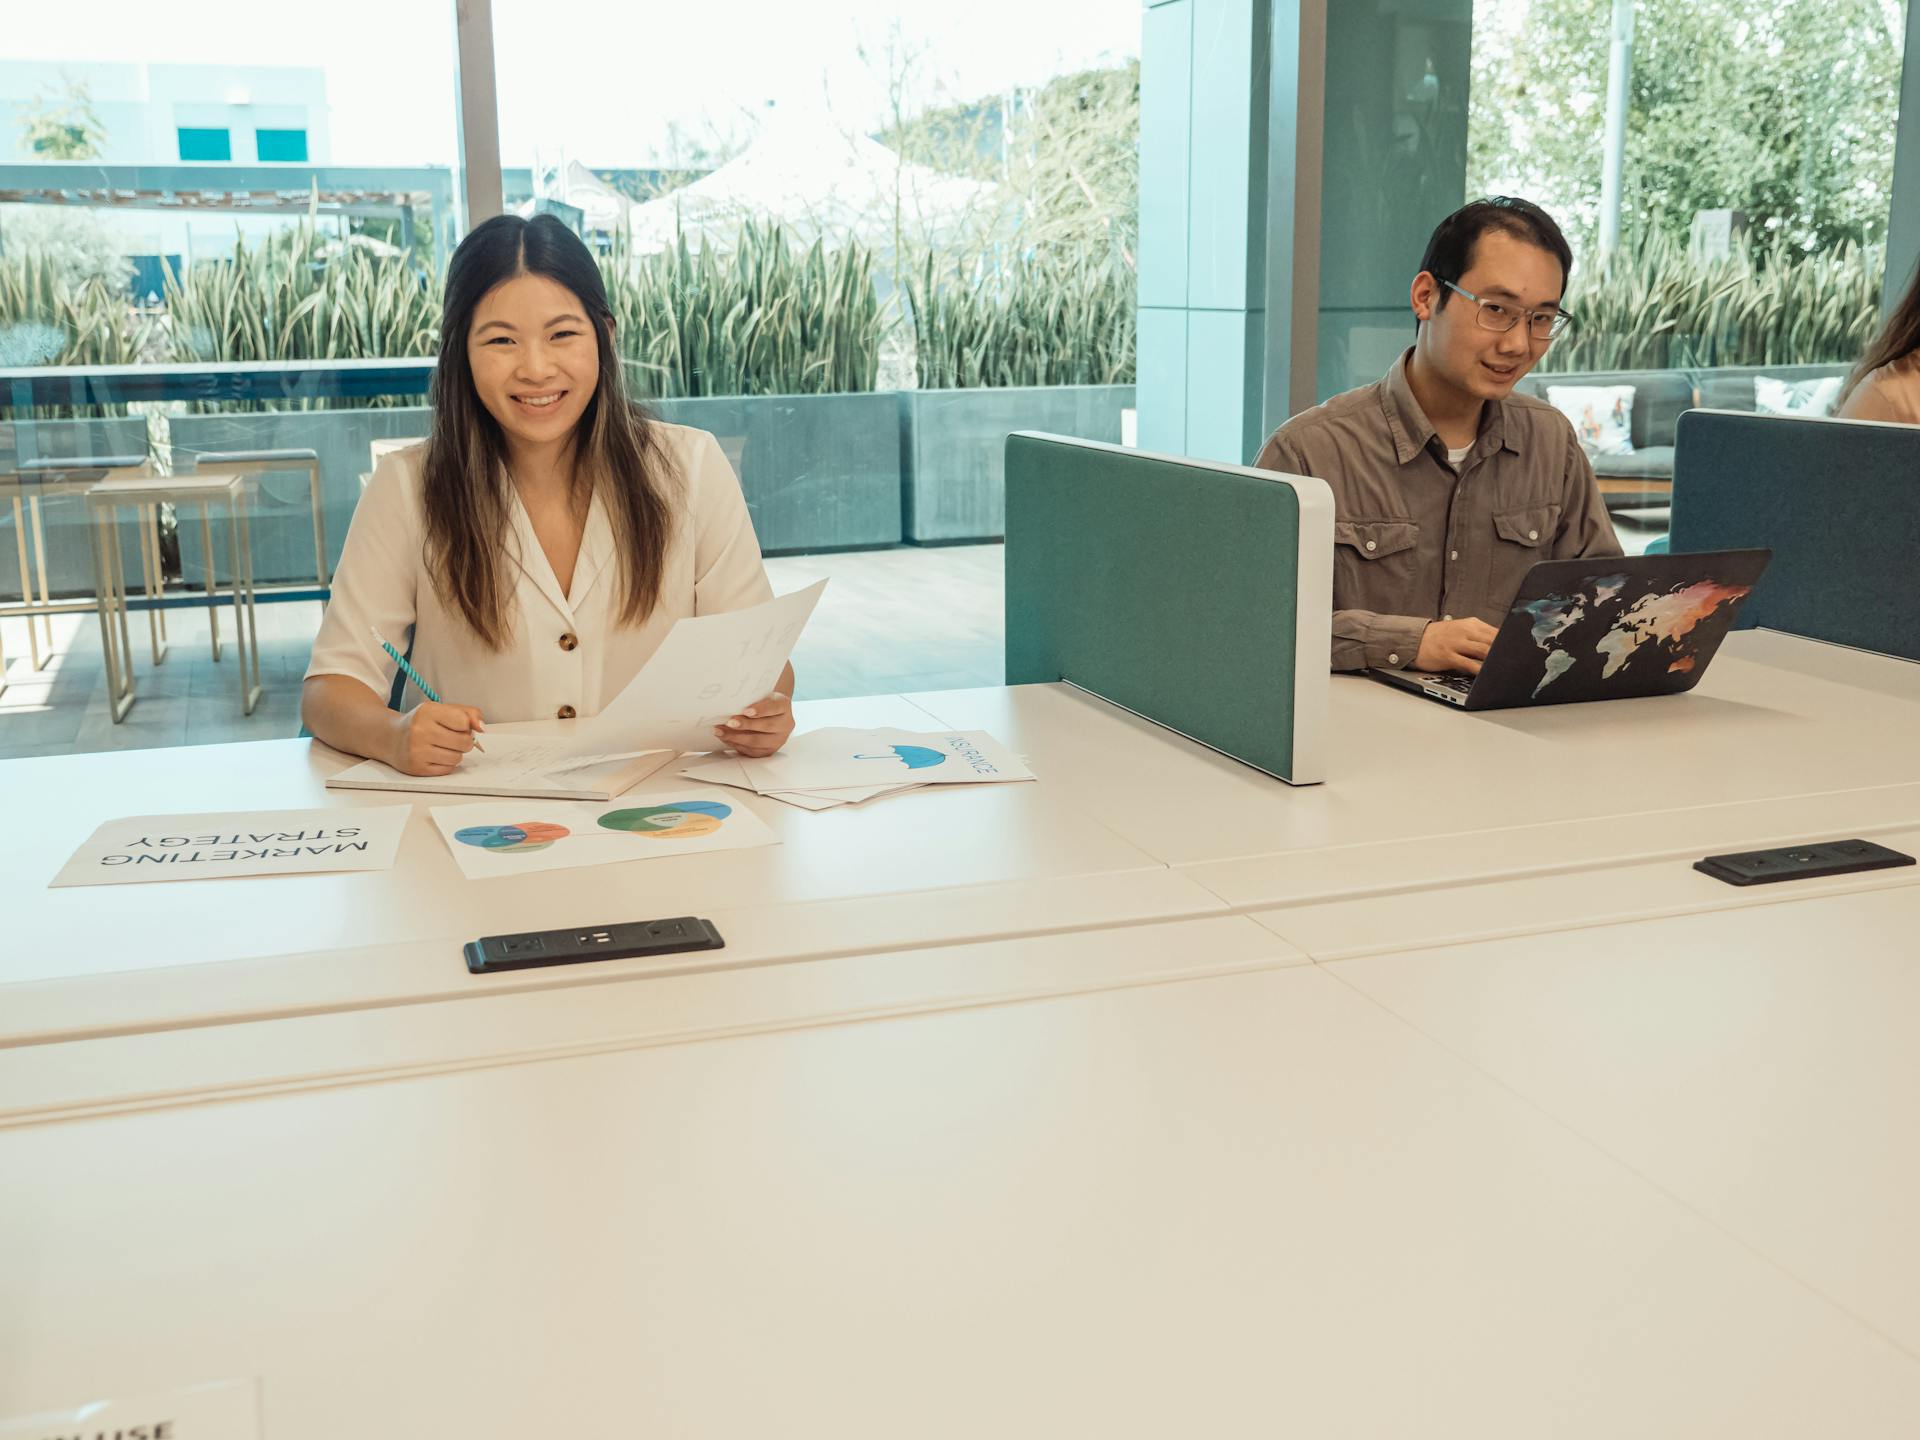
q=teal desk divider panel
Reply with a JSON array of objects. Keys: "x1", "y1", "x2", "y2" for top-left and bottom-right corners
[
  {"x1": 1670, "y1": 410, "x2": 1920, "y2": 662},
  {"x1": 1004, "y1": 433, "x2": 1334, "y2": 785}
]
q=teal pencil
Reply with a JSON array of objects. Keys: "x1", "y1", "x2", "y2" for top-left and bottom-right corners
[{"x1": 370, "y1": 626, "x2": 484, "y2": 751}]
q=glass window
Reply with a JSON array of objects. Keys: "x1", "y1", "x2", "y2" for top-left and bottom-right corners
[
  {"x1": 1468, "y1": 0, "x2": 1908, "y2": 376},
  {"x1": 3, "y1": 1, "x2": 461, "y2": 366},
  {"x1": 1302, "y1": 0, "x2": 1909, "y2": 558},
  {"x1": 2, "y1": 2, "x2": 461, "y2": 754},
  {"x1": 1462, "y1": 0, "x2": 1909, "y2": 554},
  {"x1": 1310, "y1": 1, "x2": 1909, "y2": 397},
  {"x1": 176, "y1": 126, "x2": 232, "y2": 161},
  {"x1": 491, "y1": 1, "x2": 1141, "y2": 700},
  {"x1": 255, "y1": 127, "x2": 308, "y2": 163},
  {"x1": 1315, "y1": 2, "x2": 1474, "y2": 402}
]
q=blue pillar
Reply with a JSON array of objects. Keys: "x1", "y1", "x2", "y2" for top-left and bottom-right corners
[
  {"x1": 1141, "y1": 1, "x2": 1476, "y2": 455},
  {"x1": 1138, "y1": 0, "x2": 1323, "y2": 465},
  {"x1": 1314, "y1": 0, "x2": 1470, "y2": 401}
]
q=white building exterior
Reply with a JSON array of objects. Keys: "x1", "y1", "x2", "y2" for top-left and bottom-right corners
[
  {"x1": 0, "y1": 59, "x2": 331, "y2": 264},
  {"x1": 1, "y1": 60, "x2": 329, "y2": 166}
]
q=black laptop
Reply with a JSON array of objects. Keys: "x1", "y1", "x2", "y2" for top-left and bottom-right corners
[{"x1": 1369, "y1": 549, "x2": 1773, "y2": 711}]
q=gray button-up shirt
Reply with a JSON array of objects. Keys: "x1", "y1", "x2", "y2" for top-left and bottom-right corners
[{"x1": 1255, "y1": 350, "x2": 1622, "y2": 671}]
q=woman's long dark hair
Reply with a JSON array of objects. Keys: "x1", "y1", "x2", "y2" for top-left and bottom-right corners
[
  {"x1": 1840, "y1": 258, "x2": 1920, "y2": 410},
  {"x1": 424, "y1": 213, "x2": 680, "y2": 649}
]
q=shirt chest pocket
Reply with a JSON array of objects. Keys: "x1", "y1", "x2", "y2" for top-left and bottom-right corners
[
  {"x1": 1335, "y1": 519, "x2": 1420, "y2": 561},
  {"x1": 1332, "y1": 518, "x2": 1421, "y2": 609},
  {"x1": 1493, "y1": 503, "x2": 1561, "y2": 549}
]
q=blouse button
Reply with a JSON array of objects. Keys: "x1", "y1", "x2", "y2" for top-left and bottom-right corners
[
  {"x1": 557, "y1": 704, "x2": 577, "y2": 720},
  {"x1": 1364, "y1": 540, "x2": 1377, "y2": 552},
  {"x1": 1528, "y1": 529, "x2": 1539, "y2": 541},
  {"x1": 558, "y1": 631, "x2": 578, "y2": 651}
]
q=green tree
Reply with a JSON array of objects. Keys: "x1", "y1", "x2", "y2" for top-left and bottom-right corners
[
  {"x1": 1469, "y1": 0, "x2": 1904, "y2": 253},
  {"x1": 878, "y1": 59, "x2": 1140, "y2": 268},
  {"x1": 18, "y1": 77, "x2": 107, "y2": 161}
]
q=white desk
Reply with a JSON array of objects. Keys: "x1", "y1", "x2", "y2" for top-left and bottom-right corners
[
  {"x1": 15, "y1": 634, "x2": 1908, "y2": 1048},
  {"x1": 0, "y1": 915, "x2": 1307, "y2": 1127},
  {"x1": 907, "y1": 631, "x2": 1920, "y2": 908},
  {"x1": 7, "y1": 634, "x2": 1920, "y2": 1430},
  {"x1": 5, "y1": 933, "x2": 1915, "y2": 1436},
  {"x1": 0, "y1": 694, "x2": 1228, "y2": 1046},
  {"x1": 1245, "y1": 820, "x2": 1920, "y2": 961},
  {"x1": 1330, "y1": 882, "x2": 1920, "y2": 1361}
]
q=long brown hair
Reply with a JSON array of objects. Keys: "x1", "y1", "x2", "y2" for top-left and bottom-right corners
[
  {"x1": 1840, "y1": 258, "x2": 1920, "y2": 410},
  {"x1": 423, "y1": 214, "x2": 681, "y2": 649}
]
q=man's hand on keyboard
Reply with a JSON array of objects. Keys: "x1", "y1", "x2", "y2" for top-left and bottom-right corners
[{"x1": 1415, "y1": 617, "x2": 1499, "y2": 675}]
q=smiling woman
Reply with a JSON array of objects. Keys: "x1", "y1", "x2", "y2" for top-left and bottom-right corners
[
  {"x1": 423, "y1": 217, "x2": 672, "y2": 650},
  {"x1": 298, "y1": 214, "x2": 798, "y2": 774},
  {"x1": 465, "y1": 278, "x2": 611, "y2": 595}
]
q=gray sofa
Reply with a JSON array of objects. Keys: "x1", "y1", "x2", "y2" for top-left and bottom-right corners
[
  {"x1": 1513, "y1": 368, "x2": 1691, "y2": 510},
  {"x1": 1514, "y1": 362, "x2": 1852, "y2": 511},
  {"x1": 1515, "y1": 369, "x2": 1690, "y2": 482},
  {"x1": 1693, "y1": 363, "x2": 1852, "y2": 413}
]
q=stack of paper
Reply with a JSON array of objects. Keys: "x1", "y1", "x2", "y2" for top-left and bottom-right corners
[
  {"x1": 328, "y1": 735, "x2": 676, "y2": 801},
  {"x1": 682, "y1": 727, "x2": 1034, "y2": 811}
]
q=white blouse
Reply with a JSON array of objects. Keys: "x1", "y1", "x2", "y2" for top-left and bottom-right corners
[{"x1": 306, "y1": 424, "x2": 775, "y2": 723}]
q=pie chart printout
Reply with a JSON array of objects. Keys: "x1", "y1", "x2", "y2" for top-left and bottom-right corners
[
  {"x1": 452, "y1": 822, "x2": 572, "y2": 854},
  {"x1": 597, "y1": 801, "x2": 734, "y2": 840}
]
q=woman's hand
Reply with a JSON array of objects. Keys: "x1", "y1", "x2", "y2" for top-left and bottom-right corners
[
  {"x1": 714, "y1": 691, "x2": 793, "y2": 758},
  {"x1": 389, "y1": 700, "x2": 488, "y2": 775}
]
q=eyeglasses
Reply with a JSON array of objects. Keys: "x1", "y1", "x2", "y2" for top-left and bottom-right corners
[{"x1": 1440, "y1": 280, "x2": 1574, "y2": 342}]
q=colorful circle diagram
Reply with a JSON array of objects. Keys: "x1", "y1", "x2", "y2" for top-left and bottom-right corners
[
  {"x1": 854, "y1": 744, "x2": 946, "y2": 771},
  {"x1": 598, "y1": 800, "x2": 733, "y2": 840},
  {"x1": 452, "y1": 821, "x2": 571, "y2": 854}
]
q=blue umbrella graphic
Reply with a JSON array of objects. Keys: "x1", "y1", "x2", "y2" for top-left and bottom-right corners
[{"x1": 854, "y1": 744, "x2": 945, "y2": 770}]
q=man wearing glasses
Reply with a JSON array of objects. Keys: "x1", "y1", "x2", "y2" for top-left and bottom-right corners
[{"x1": 1256, "y1": 196, "x2": 1620, "y2": 674}]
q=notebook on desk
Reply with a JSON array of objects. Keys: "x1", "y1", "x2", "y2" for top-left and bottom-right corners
[{"x1": 325, "y1": 735, "x2": 677, "y2": 800}]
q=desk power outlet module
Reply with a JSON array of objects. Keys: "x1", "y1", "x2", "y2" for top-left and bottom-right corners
[
  {"x1": 465, "y1": 917, "x2": 724, "y2": 973},
  {"x1": 1694, "y1": 839, "x2": 1915, "y2": 887}
]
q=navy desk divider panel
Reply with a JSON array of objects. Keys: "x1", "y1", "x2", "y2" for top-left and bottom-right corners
[
  {"x1": 1004, "y1": 432, "x2": 1335, "y2": 785},
  {"x1": 1670, "y1": 410, "x2": 1920, "y2": 662}
]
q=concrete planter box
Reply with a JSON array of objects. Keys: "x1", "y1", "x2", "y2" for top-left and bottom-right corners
[
  {"x1": 179, "y1": 393, "x2": 901, "y2": 576},
  {"x1": 650, "y1": 392, "x2": 902, "y2": 554},
  {"x1": 173, "y1": 406, "x2": 431, "y2": 588},
  {"x1": 8, "y1": 387, "x2": 903, "y2": 604},
  {"x1": 899, "y1": 384, "x2": 1135, "y2": 542}
]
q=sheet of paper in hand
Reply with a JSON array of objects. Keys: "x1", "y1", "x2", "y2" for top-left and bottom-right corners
[
  {"x1": 587, "y1": 580, "x2": 826, "y2": 752},
  {"x1": 50, "y1": 806, "x2": 410, "y2": 888}
]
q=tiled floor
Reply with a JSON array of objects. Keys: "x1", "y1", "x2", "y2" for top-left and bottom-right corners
[{"x1": 0, "y1": 544, "x2": 1009, "y2": 761}]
